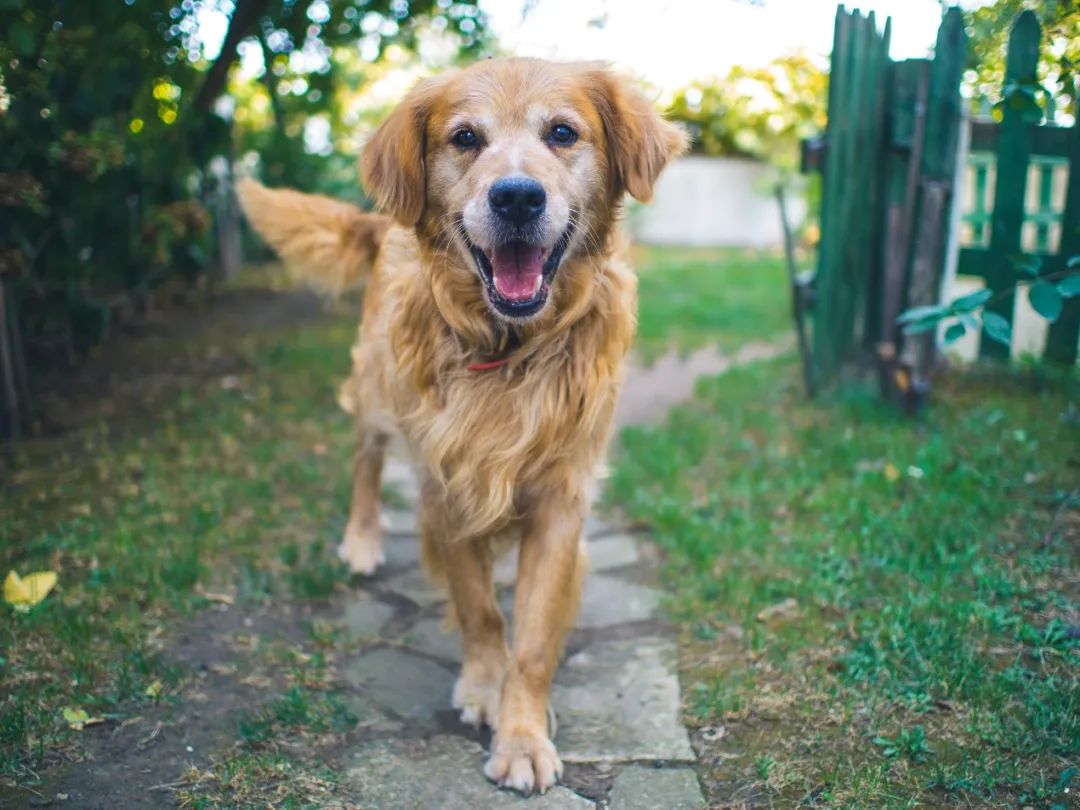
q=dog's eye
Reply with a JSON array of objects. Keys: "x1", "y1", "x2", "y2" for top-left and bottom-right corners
[
  {"x1": 548, "y1": 123, "x2": 578, "y2": 147},
  {"x1": 451, "y1": 128, "x2": 480, "y2": 148}
]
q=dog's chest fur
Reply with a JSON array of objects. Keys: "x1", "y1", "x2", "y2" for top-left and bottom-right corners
[{"x1": 353, "y1": 231, "x2": 636, "y2": 536}]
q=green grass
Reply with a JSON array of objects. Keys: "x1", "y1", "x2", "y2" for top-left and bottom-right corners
[
  {"x1": 634, "y1": 246, "x2": 790, "y2": 360},
  {"x1": 176, "y1": 749, "x2": 345, "y2": 809},
  {"x1": 239, "y1": 684, "x2": 357, "y2": 745},
  {"x1": 608, "y1": 358, "x2": 1079, "y2": 807},
  {"x1": 1, "y1": 311, "x2": 360, "y2": 783}
]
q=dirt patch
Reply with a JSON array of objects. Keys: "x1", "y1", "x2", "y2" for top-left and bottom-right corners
[
  {"x1": 20, "y1": 281, "x2": 339, "y2": 442},
  {"x1": 615, "y1": 338, "x2": 793, "y2": 428},
  {"x1": 1, "y1": 597, "x2": 359, "y2": 809}
]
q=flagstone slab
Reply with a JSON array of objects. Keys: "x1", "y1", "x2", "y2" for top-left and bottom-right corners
[
  {"x1": 608, "y1": 765, "x2": 705, "y2": 809},
  {"x1": 384, "y1": 508, "x2": 419, "y2": 536},
  {"x1": 401, "y1": 617, "x2": 463, "y2": 663},
  {"x1": 346, "y1": 735, "x2": 595, "y2": 809},
  {"x1": 575, "y1": 574, "x2": 661, "y2": 629},
  {"x1": 585, "y1": 533, "x2": 641, "y2": 572},
  {"x1": 382, "y1": 567, "x2": 446, "y2": 607},
  {"x1": 552, "y1": 637, "x2": 694, "y2": 763},
  {"x1": 584, "y1": 514, "x2": 619, "y2": 538},
  {"x1": 382, "y1": 534, "x2": 421, "y2": 569},
  {"x1": 340, "y1": 593, "x2": 397, "y2": 640},
  {"x1": 344, "y1": 647, "x2": 454, "y2": 721}
]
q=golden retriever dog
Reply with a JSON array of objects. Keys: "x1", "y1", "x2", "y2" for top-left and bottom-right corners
[{"x1": 238, "y1": 57, "x2": 685, "y2": 795}]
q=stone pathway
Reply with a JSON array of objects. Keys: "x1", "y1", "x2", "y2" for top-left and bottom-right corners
[
  {"x1": 333, "y1": 455, "x2": 704, "y2": 809},
  {"x1": 613, "y1": 339, "x2": 792, "y2": 428}
]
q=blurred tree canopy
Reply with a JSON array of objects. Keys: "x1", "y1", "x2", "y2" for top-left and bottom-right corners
[
  {"x1": 960, "y1": 0, "x2": 1078, "y2": 118},
  {"x1": 666, "y1": 52, "x2": 827, "y2": 171},
  {"x1": 0, "y1": 0, "x2": 485, "y2": 418}
]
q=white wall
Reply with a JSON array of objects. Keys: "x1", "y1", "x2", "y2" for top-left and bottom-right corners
[{"x1": 629, "y1": 155, "x2": 806, "y2": 248}]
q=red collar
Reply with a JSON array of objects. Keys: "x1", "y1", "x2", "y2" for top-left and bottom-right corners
[
  {"x1": 467, "y1": 333, "x2": 522, "y2": 372},
  {"x1": 467, "y1": 356, "x2": 512, "y2": 372}
]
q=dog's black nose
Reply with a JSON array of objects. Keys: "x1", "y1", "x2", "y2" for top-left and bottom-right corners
[{"x1": 488, "y1": 177, "x2": 546, "y2": 227}]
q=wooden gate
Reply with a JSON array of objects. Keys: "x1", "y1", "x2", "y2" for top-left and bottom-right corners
[{"x1": 803, "y1": 5, "x2": 1078, "y2": 401}]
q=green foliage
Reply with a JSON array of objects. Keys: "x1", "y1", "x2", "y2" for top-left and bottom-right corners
[
  {"x1": 962, "y1": 0, "x2": 1079, "y2": 119},
  {"x1": 225, "y1": 0, "x2": 489, "y2": 197},
  {"x1": 0, "y1": 0, "x2": 487, "y2": 382},
  {"x1": 0, "y1": 1, "x2": 225, "y2": 357},
  {"x1": 873, "y1": 725, "x2": 934, "y2": 763},
  {"x1": 666, "y1": 53, "x2": 827, "y2": 171},
  {"x1": 897, "y1": 255, "x2": 1080, "y2": 347}
]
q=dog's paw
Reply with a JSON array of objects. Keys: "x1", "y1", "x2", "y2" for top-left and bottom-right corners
[
  {"x1": 484, "y1": 730, "x2": 562, "y2": 796},
  {"x1": 452, "y1": 671, "x2": 502, "y2": 729},
  {"x1": 337, "y1": 521, "x2": 385, "y2": 575}
]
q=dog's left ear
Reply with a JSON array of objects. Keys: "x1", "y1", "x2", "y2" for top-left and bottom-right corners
[
  {"x1": 585, "y1": 69, "x2": 689, "y2": 202},
  {"x1": 361, "y1": 76, "x2": 444, "y2": 226}
]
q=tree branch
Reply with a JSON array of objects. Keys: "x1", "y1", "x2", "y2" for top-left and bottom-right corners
[{"x1": 194, "y1": 0, "x2": 270, "y2": 113}]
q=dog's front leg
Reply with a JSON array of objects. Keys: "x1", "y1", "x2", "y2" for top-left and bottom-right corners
[
  {"x1": 485, "y1": 494, "x2": 585, "y2": 795},
  {"x1": 443, "y1": 536, "x2": 510, "y2": 729}
]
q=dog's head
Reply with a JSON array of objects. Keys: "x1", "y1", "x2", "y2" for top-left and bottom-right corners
[{"x1": 362, "y1": 58, "x2": 687, "y2": 322}]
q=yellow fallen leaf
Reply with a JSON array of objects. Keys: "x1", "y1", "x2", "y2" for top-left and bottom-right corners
[
  {"x1": 145, "y1": 679, "x2": 164, "y2": 699},
  {"x1": 4, "y1": 570, "x2": 58, "y2": 611},
  {"x1": 62, "y1": 706, "x2": 105, "y2": 731}
]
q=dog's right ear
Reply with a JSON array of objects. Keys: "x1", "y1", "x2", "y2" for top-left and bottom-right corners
[{"x1": 361, "y1": 76, "x2": 443, "y2": 227}]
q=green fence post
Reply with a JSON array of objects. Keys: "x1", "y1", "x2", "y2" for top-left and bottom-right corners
[
  {"x1": 906, "y1": 6, "x2": 966, "y2": 376},
  {"x1": 1044, "y1": 111, "x2": 1080, "y2": 364},
  {"x1": 813, "y1": 6, "x2": 854, "y2": 384},
  {"x1": 980, "y1": 10, "x2": 1040, "y2": 360},
  {"x1": 813, "y1": 7, "x2": 892, "y2": 386},
  {"x1": 878, "y1": 59, "x2": 927, "y2": 350}
]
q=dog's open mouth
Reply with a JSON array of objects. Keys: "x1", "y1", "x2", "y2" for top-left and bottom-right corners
[{"x1": 467, "y1": 228, "x2": 572, "y2": 319}]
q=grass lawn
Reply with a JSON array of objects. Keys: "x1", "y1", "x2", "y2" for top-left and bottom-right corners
[
  {"x1": 609, "y1": 358, "x2": 1079, "y2": 808},
  {"x1": 1, "y1": 294, "x2": 364, "y2": 801},
  {"x1": 5, "y1": 244, "x2": 1075, "y2": 808},
  {"x1": 632, "y1": 246, "x2": 790, "y2": 360}
]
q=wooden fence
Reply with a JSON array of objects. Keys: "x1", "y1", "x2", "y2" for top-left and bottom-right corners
[
  {"x1": 802, "y1": 5, "x2": 1078, "y2": 401},
  {"x1": 955, "y1": 12, "x2": 1079, "y2": 365}
]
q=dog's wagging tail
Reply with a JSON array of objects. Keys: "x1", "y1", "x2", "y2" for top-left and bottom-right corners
[{"x1": 237, "y1": 57, "x2": 686, "y2": 797}]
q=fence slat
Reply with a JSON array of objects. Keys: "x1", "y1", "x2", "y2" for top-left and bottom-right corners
[
  {"x1": 980, "y1": 10, "x2": 1041, "y2": 360},
  {"x1": 858, "y1": 13, "x2": 892, "y2": 353},
  {"x1": 813, "y1": 6, "x2": 854, "y2": 381},
  {"x1": 905, "y1": 6, "x2": 966, "y2": 376},
  {"x1": 814, "y1": 6, "x2": 891, "y2": 384},
  {"x1": 876, "y1": 60, "x2": 926, "y2": 350},
  {"x1": 1044, "y1": 113, "x2": 1080, "y2": 364}
]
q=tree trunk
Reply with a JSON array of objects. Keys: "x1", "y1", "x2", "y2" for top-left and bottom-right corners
[
  {"x1": 258, "y1": 28, "x2": 287, "y2": 133},
  {"x1": 194, "y1": 0, "x2": 270, "y2": 113}
]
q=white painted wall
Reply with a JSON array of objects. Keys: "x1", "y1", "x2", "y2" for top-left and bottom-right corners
[{"x1": 629, "y1": 155, "x2": 806, "y2": 248}]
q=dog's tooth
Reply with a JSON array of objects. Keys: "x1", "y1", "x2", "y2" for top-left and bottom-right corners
[{"x1": 532, "y1": 274, "x2": 543, "y2": 294}]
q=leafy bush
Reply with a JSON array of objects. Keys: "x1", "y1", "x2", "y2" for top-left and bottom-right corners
[
  {"x1": 899, "y1": 255, "x2": 1080, "y2": 348},
  {"x1": 666, "y1": 52, "x2": 827, "y2": 171},
  {"x1": 0, "y1": 0, "x2": 487, "y2": 413}
]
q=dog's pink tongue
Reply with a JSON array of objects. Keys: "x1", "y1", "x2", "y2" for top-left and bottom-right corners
[{"x1": 491, "y1": 244, "x2": 544, "y2": 301}]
